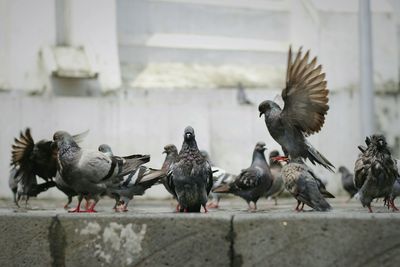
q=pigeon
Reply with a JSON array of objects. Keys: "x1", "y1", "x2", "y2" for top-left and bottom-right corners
[
  {"x1": 385, "y1": 162, "x2": 400, "y2": 211},
  {"x1": 264, "y1": 150, "x2": 285, "y2": 205},
  {"x1": 160, "y1": 144, "x2": 179, "y2": 197},
  {"x1": 53, "y1": 131, "x2": 150, "y2": 212},
  {"x1": 9, "y1": 128, "x2": 87, "y2": 206},
  {"x1": 166, "y1": 126, "x2": 213, "y2": 212},
  {"x1": 207, "y1": 168, "x2": 236, "y2": 208},
  {"x1": 98, "y1": 144, "x2": 165, "y2": 212},
  {"x1": 258, "y1": 47, "x2": 334, "y2": 171},
  {"x1": 338, "y1": 166, "x2": 358, "y2": 200},
  {"x1": 8, "y1": 167, "x2": 19, "y2": 206},
  {"x1": 354, "y1": 135, "x2": 398, "y2": 212},
  {"x1": 213, "y1": 142, "x2": 273, "y2": 211},
  {"x1": 280, "y1": 158, "x2": 334, "y2": 211},
  {"x1": 237, "y1": 82, "x2": 253, "y2": 105},
  {"x1": 108, "y1": 165, "x2": 166, "y2": 212},
  {"x1": 200, "y1": 150, "x2": 236, "y2": 209}
]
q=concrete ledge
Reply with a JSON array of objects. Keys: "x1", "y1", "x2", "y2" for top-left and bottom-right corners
[
  {"x1": 233, "y1": 213, "x2": 400, "y2": 267},
  {"x1": 0, "y1": 199, "x2": 399, "y2": 267}
]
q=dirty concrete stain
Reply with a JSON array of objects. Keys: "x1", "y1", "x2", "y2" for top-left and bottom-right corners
[{"x1": 79, "y1": 221, "x2": 147, "y2": 265}]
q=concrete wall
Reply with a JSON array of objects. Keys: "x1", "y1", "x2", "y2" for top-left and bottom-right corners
[
  {"x1": 1, "y1": 89, "x2": 399, "y2": 199},
  {"x1": 0, "y1": 0, "x2": 120, "y2": 93}
]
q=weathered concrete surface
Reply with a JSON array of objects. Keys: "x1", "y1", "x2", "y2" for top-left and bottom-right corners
[
  {"x1": 0, "y1": 198, "x2": 399, "y2": 267},
  {"x1": 58, "y1": 213, "x2": 231, "y2": 267},
  {"x1": 233, "y1": 213, "x2": 400, "y2": 267},
  {"x1": 0, "y1": 213, "x2": 54, "y2": 267}
]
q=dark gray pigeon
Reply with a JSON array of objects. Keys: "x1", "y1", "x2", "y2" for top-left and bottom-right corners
[
  {"x1": 166, "y1": 126, "x2": 213, "y2": 212},
  {"x1": 160, "y1": 144, "x2": 179, "y2": 198},
  {"x1": 264, "y1": 150, "x2": 285, "y2": 205},
  {"x1": 9, "y1": 128, "x2": 86, "y2": 206},
  {"x1": 354, "y1": 135, "x2": 398, "y2": 212},
  {"x1": 338, "y1": 166, "x2": 358, "y2": 200},
  {"x1": 281, "y1": 158, "x2": 334, "y2": 211},
  {"x1": 98, "y1": 144, "x2": 165, "y2": 212},
  {"x1": 53, "y1": 131, "x2": 150, "y2": 212},
  {"x1": 213, "y1": 142, "x2": 273, "y2": 211},
  {"x1": 258, "y1": 47, "x2": 334, "y2": 171}
]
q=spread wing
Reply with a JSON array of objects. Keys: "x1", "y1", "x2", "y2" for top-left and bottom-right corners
[
  {"x1": 11, "y1": 128, "x2": 34, "y2": 168},
  {"x1": 281, "y1": 46, "x2": 329, "y2": 136}
]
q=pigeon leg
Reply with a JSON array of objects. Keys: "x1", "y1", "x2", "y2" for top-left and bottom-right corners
[
  {"x1": 299, "y1": 203, "x2": 305, "y2": 212},
  {"x1": 367, "y1": 205, "x2": 373, "y2": 213},
  {"x1": 253, "y1": 202, "x2": 258, "y2": 211},
  {"x1": 64, "y1": 196, "x2": 73, "y2": 210},
  {"x1": 175, "y1": 203, "x2": 180, "y2": 212},
  {"x1": 86, "y1": 198, "x2": 99, "y2": 213},
  {"x1": 68, "y1": 196, "x2": 83, "y2": 213},
  {"x1": 274, "y1": 197, "x2": 278, "y2": 206},
  {"x1": 390, "y1": 199, "x2": 399, "y2": 212},
  {"x1": 202, "y1": 204, "x2": 208, "y2": 213},
  {"x1": 295, "y1": 200, "x2": 301, "y2": 211},
  {"x1": 184, "y1": 208, "x2": 188, "y2": 213},
  {"x1": 206, "y1": 201, "x2": 219, "y2": 209}
]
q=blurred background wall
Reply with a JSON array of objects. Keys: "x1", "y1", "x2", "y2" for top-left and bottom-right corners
[{"x1": 0, "y1": 0, "x2": 399, "y2": 198}]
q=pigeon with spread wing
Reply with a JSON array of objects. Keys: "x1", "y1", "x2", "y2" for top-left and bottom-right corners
[{"x1": 258, "y1": 47, "x2": 334, "y2": 171}]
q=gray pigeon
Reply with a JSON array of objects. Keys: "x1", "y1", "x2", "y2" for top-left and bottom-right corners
[
  {"x1": 166, "y1": 126, "x2": 213, "y2": 212},
  {"x1": 109, "y1": 165, "x2": 166, "y2": 212},
  {"x1": 354, "y1": 135, "x2": 398, "y2": 212},
  {"x1": 10, "y1": 128, "x2": 87, "y2": 207},
  {"x1": 281, "y1": 158, "x2": 334, "y2": 211},
  {"x1": 258, "y1": 47, "x2": 334, "y2": 171},
  {"x1": 98, "y1": 144, "x2": 165, "y2": 212},
  {"x1": 160, "y1": 144, "x2": 179, "y2": 198},
  {"x1": 213, "y1": 142, "x2": 273, "y2": 211},
  {"x1": 338, "y1": 166, "x2": 358, "y2": 200},
  {"x1": 53, "y1": 131, "x2": 150, "y2": 212},
  {"x1": 264, "y1": 150, "x2": 285, "y2": 205}
]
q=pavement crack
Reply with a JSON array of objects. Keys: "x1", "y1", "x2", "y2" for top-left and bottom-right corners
[
  {"x1": 48, "y1": 215, "x2": 66, "y2": 267},
  {"x1": 229, "y1": 215, "x2": 242, "y2": 267}
]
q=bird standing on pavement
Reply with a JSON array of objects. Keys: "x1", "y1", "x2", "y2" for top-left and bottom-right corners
[
  {"x1": 258, "y1": 47, "x2": 334, "y2": 171},
  {"x1": 354, "y1": 135, "x2": 398, "y2": 212},
  {"x1": 9, "y1": 128, "x2": 87, "y2": 207},
  {"x1": 99, "y1": 144, "x2": 165, "y2": 212},
  {"x1": 338, "y1": 166, "x2": 358, "y2": 201},
  {"x1": 53, "y1": 131, "x2": 150, "y2": 213},
  {"x1": 264, "y1": 150, "x2": 285, "y2": 205},
  {"x1": 213, "y1": 142, "x2": 273, "y2": 211},
  {"x1": 160, "y1": 144, "x2": 179, "y2": 197},
  {"x1": 281, "y1": 158, "x2": 334, "y2": 211},
  {"x1": 167, "y1": 126, "x2": 213, "y2": 212}
]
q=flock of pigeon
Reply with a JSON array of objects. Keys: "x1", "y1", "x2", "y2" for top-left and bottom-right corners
[{"x1": 8, "y1": 47, "x2": 400, "y2": 213}]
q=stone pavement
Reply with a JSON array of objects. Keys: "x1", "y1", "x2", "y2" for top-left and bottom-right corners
[{"x1": 0, "y1": 197, "x2": 399, "y2": 267}]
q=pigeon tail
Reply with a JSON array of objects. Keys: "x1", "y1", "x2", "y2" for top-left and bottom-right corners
[
  {"x1": 212, "y1": 184, "x2": 231, "y2": 193},
  {"x1": 312, "y1": 198, "x2": 332, "y2": 211},
  {"x1": 118, "y1": 155, "x2": 150, "y2": 177},
  {"x1": 307, "y1": 145, "x2": 335, "y2": 172}
]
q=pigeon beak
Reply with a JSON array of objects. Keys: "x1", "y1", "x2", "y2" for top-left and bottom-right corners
[
  {"x1": 186, "y1": 133, "x2": 192, "y2": 139},
  {"x1": 259, "y1": 112, "x2": 263, "y2": 118},
  {"x1": 162, "y1": 150, "x2": 166, "y2": 154}
]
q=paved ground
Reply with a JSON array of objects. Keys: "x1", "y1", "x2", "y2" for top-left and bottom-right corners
[{"x1": 0, "y1": 195, "x2": 399, "y2": 215}]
